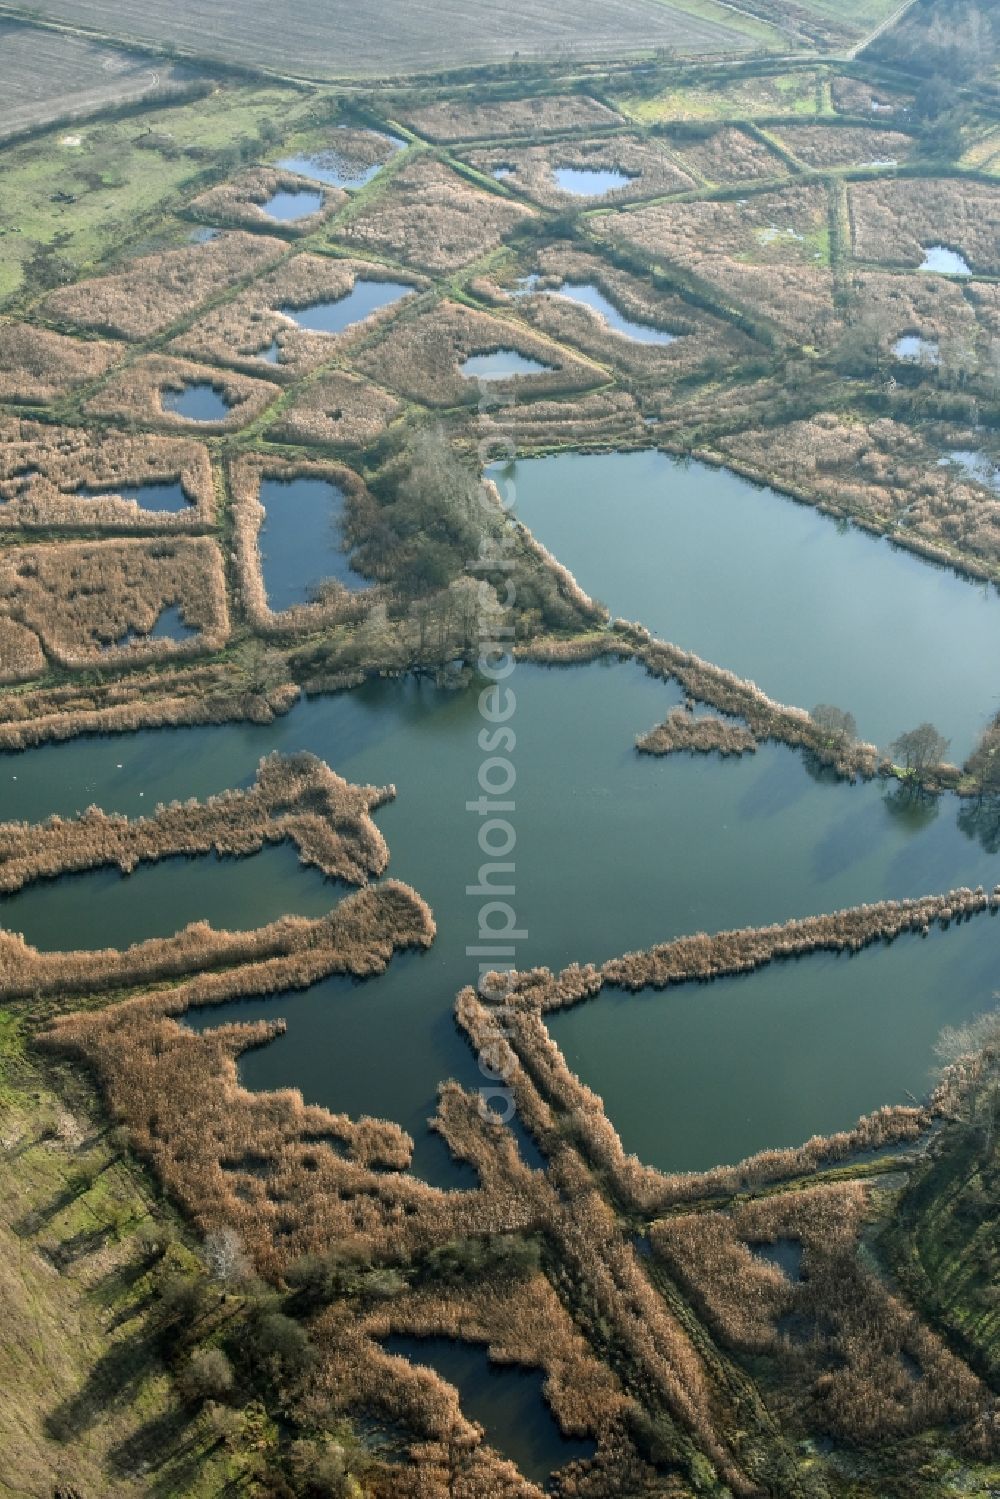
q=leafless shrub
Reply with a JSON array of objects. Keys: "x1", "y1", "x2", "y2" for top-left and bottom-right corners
[
  {"x1": 267, "y1": 370, "x2": 402, "y2": 448},
  {"x1": 849, "y1": 178, "x2": 1000, "y2": 273},
  {"x1": 658, "y1": 125, "x2": 786, "y2": 185},
  {"x1": 774, "y1": 124, "x2": 915, "y2": 168},
  {"x1": 637, "y1": 706, "x2": 757, "y2": 757}
]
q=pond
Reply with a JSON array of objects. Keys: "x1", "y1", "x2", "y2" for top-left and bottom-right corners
[
  {"x1": 258, "y1": 476, "x2": 371, "y2": 612},
  {"x1": 149, "y1": 604, "x2": 198, "y2": 642},
  {"x1": 546, "y1": 281, "x2": 677, "y2": 345},
  {"x1": 919, "y1": 245, "x2": 972, "y2": 276},
  {"x1": 5, "y1": 661, "x2": 1000, "y2": 1186},
  {"x1": 939, "y1": 449, "x2": 1000, "y2": 494},
  {"x1": 381, "y1": 1335, "x2": 596, "y2": 1484},
  {"x1": 262, "y1": 187, "x2": 324, "y2": 222},
  {"x1": 277, "y1": 131, "x2": 403, "y2": 189},
  {"x1": 893, "y1": 334, "x2": 939, "y2": 365},
  {"x1": 460, "y1": 349, "x2": 554, "y2": 380},
  {"x1": 161, "y1": 383, "x2": 233, "y2": 422},
  {"x1": 552, "y1": 165, "x2": 636, "y2": 197},
  {"x1": 69, "y1": 480, "x2": 191, "y2": 513},
  {"x1": 502, "y1": 448, "x2": 1000, "y2": 758},
  {"x1": 276, "y1": 279, "x2": 412, "y2": 334}
]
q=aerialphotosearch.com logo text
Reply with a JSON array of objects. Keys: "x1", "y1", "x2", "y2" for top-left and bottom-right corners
[{"x1": 467, "y1": 383, "x2": 522, "y2": 1126}]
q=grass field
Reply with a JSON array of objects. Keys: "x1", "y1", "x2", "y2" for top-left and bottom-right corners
[
  {"x1": 617, "y1": 66, "x2": 829, "y2": 122},
  {"x1": 2, "y1": 0, "x2": 758, "y2": 76},
  {"x1": 0, "y1": 81, "x2": 308, "y2": 305}
]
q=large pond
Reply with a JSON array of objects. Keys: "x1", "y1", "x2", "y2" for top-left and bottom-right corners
[
  {"x1": 3, "y1": 661, "x2": 998, "y2": 1182},
  {"x1": 502, "y1": 449, "x2": 1000, "y2": 759},
  {"x1": 258, "y1": 476, "x2": 371, "y2": 611}
]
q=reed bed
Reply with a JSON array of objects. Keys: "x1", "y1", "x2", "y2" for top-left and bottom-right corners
[
  {"x1": 0, "y1": 536, "x2": 229, "y2": 668},
  {"x1": 186, "y1": 167, "x2": 346, "y2": 235},
  {"x1": 170, "y1": 254, "x2": 424, "y2": 377},
  {"x1": 593, "y1": 185, "x2": 837, "y2": 344},
  {"x1": 40, "y1": 884, "x2": 444, "y2": 1278},
  {"x1": 298, "y1": 125, "x2": 400, "y2": 172},
  {"x1": 636, "y1": 706, "x2": 757, "y2": 757},
  {"x1": 712, "y1": 413, "x2": 1000, "y2": 575},
  {"x1": 353, "y1": 297, "x2": 602, "y2": 408},
  {"x1": 399, "y1": 94, "x2": 620, "y2": 143},
  {"x1": 831, "y1": 75, "x2": 912, "y2": 117},
  {"x1": 0, "y1": 662, "x2": 300, "y2": 751},
  {"x1": 229, "y1": 453, "x2": 377, "y2": 634},
  {"x1": 39, "y1": 231, "x2": 286, "y2": 340},
  {"x1": 657, "y1": 125, "x2": 787, "y2": 185},
  {"x1": 335, "y1": 158, "x2": 533, "y2": 273},
  {"x1": 267, "y1": 370, "x2": 402, "y2": 447},
  {"x1": 773, "y1": 124, "x2": 915, "y2": 169},
  {"x1": 0, "y1": 419, "x2": 215, "y2": 532},
  {"x1": 0, "y1": 750, "x2": 393, "y2": 895},
  {"x1": 651, "y1": 1184, "x2": 990, "y2": 1446},
  {"x1": 84, "y1": 355, "x2": 280, "y2": 433},
  {"x1": 507, "y1": 245, "x2": 758, "y2": 380},
  {"x1": 473, "y1": 387, "x2": 645, "y2": 450},
  {"x1": 464, "y1": 136, "x2": 694, "y2": 207},
  {"x1": 848, "y1": 178, "x2": 1000, "y2": 274},
  {"x1": 850, "y1": 268, "x2": 997, "y2": 355},
  {"x1": 0, "y1": 616, "x2": 45, "y2": 683},
  {"x1": 0, "y1": 323, "x2": 123, "y2": 403}
]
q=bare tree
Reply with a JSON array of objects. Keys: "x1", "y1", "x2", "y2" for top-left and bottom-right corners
[
  {"x1": 203, "y1": 1225, "x2": 250, "y2": 1286},
  {"x1": 888, "y1": 722, "x2": 950, "y2": 776},
  {"x1": 811, "y1": 703, "x2": 857, "y2": 750}
]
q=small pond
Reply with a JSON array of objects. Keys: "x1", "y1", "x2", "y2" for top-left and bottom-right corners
[
  {"x1": 893, "y1": 334, "x2": 939, "y2": 364},
  {"x1": 262, "y1": 187, "x2": 323, "y2": 222},
  {"x1": 161, "y1": 383, "x2": 233, "y2": 422},
  {"x1": 276, "y1": 131, "x2": 403, "y2": 189},
  {"x1": 460, "y1": 349, "x2": 554, "y2": 380},
  {"x1": 552, "y1": 165, "x2": 636, "y2": 197},
  {"x1": 939, "y1": 449, "x2": 1000, "y2": 494},
  {"x1": 919, "y1": 245, "x2": 972, "y2": 276},
  {"x1": 277, "y1": 279, "x2": 412, "y2": 334},
  {"x1": 69, "y1": 480, "x2": 191, "y2": 513},
  {"x1": 381, "y1": 1335, "x2": 596, "y2": 1484},
  {"x1": 550, "y1": 282, "x2": 677, "y2": 345},
  {"x1": 258, "y1": 476, "x2": 370, "y2": 612}
]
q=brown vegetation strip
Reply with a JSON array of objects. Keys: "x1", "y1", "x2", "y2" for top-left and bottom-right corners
[
  {"x1": 84, "y1": 356, "x2": 280, "y2": 433},
  {"x1": 464, "y1": 135, "x2": 694, "y2": 207},
  {"x1": 399, "y1": 93, "x2": 620, "y2": 143},
  {"x1": 0, "y1": 750, "x2": 393, "y2": 895},
  {"x1": 266, "y1": 370, "x2": 402, "y2": 448},
  {"x1": 187, "y1": 167, "x2": 345, "y2": 236}
]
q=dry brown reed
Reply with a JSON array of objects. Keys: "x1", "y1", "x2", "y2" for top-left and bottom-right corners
[
  {"x1": 651, "y1": 1183, "x2": 989, "y2": 1444},
  {"x1": 0, "y1": 617, "x2": 45, "y2": 683},
  {"x1": 465, "y1": 136, "x2": 694, "y2": 206},
  {"x1": 658, "y1": 125, "x2": 786, "y2": 185},
  {"x1": 848, "y1": 178, "x2": 1000, "y2": 273},
  {"x1": 773, "y1": 123, "x2": 914, "y2": 168},
  {"x1": 84, "y1": 355, "x2": 280, "y2": 432},
  {"x1": 186, "y1": 167, "x2": 346, "y2": 234},
  {"x1": 0, "y1": 323, "x2": 123, "y2": 403},
  {"x1": 39, "y1": 231, "x2": 287, "y2": 340},
  {"x1": 0, "y1": 536, "x2": 229, "y2": 667},
  {"x1": 636, "y1": 706, "x2": 757, "y2": 757},
  {"x1": 353, "y1": 297, "x2": 603, "y2": 407},
  {"x1": 472, "y1": 387, "x2": 645, "y2": 450},
  {"x1": 229, "y1": 453, "x2": 377, "y2": 634},
  {"x1": 399, "y1": 94, "x2": 620, "y2": 143},
  {"x1": 0, "y1": 750, "x2": 392, "y2": 895},
  {"x1": 0, "y1": 419, "x2": 215, "y2": 532},
  {"x1": 267, "y1": 370, "x2": 403, "y2": 448},
  {"x1": 831, "y1": 75, "x2": 912, "y2": 116},
  {"x1": 170, "y1": 254, "x2": 425, "y2": 377},
  {"x1": 593, "y1": 185, "x2": 837, "y2": 343},
  {"x1": 335, "y1": 158, "x2": 533, "y2": 273}
]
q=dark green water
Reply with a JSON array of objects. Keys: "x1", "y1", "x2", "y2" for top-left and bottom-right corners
[
  {"x1": 504, "y1": 450, "x2": 1000, "y2": 760},
  {"x1": 381, "y1": 1335, "x2": 595, "y2": 1483},
  {"x1": 2, "y1": 662, "x2": 998, "y2": 1180}
]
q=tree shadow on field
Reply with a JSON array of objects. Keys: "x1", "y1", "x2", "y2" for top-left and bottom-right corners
[
  {"x1": 107, "y1": 1405, "x2": 203, "y2": 1490},
  {"x1": 44, "y1": 1324, "x2": 162, "y2": 1444}
]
